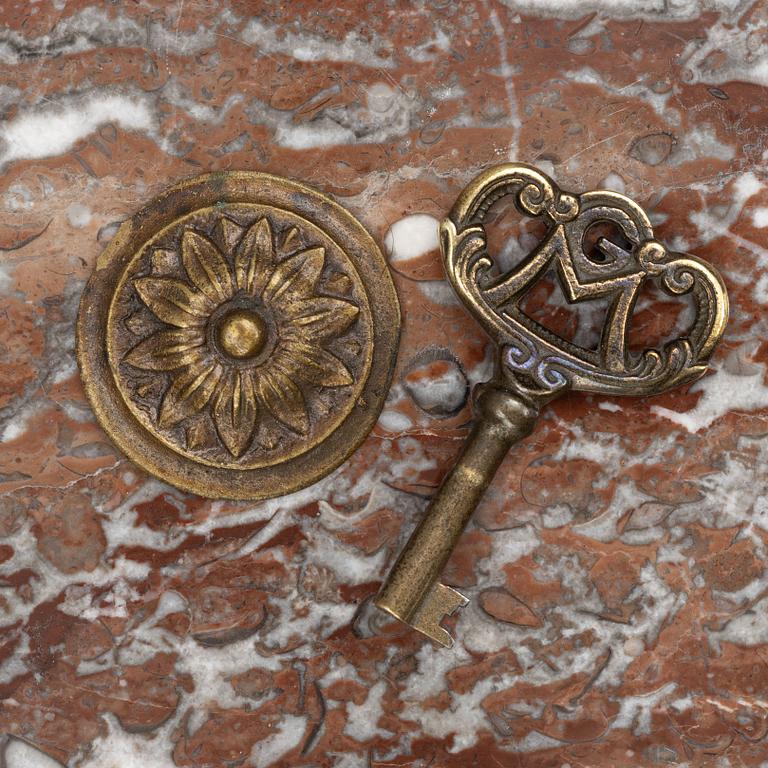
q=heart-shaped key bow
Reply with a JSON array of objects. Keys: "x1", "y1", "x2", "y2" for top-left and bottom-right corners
[
  {"x1": 375, "y1": 163, "x2": 728, "y2": 646},
  {"x1": 443, "y1": 163, "x2": 728, "y2": 398}
]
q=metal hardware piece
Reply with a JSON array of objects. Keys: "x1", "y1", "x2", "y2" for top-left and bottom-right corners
[
  {"x1": 77, "y1": 172, "x2": 400, "y2": 500},
  {"x1": 375, "y1": 163, "x2": 728, "y2": 646}
]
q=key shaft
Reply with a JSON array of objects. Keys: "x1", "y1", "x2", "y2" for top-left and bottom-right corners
[{"x1": 375, "y1": 383, "x2": 539, "y2": 646}]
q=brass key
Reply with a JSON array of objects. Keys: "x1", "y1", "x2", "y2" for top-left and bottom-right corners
[{"x1": 375, "y1": 163, "x2": 728, "y2": 647}]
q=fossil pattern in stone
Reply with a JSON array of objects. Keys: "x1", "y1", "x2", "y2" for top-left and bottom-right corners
[{"x1": 1, "y1": 1, "x2": 767, "y2": 766}]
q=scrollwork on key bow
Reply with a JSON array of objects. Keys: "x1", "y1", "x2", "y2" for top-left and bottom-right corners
[{"x1": 441, "y1": 163, "x2": 729, "y2": 398}]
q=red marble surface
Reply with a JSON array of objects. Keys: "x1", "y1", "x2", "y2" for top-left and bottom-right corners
[{"x1": 1, "y1": 1, "x2": 767, "y2": 766}]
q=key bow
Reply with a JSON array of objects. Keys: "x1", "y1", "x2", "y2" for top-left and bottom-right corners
[{"x1": 441, "y1": 163, "x2": 728, "y2": 399}]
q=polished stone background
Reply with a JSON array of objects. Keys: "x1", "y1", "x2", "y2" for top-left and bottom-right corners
[{"x1": 1, "y1": 1, "x2": 768, "y2": 766}]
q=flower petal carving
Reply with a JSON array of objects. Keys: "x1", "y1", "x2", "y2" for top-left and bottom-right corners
[
  {"x1": 284, "y1": 297, "x2": 359, "y2": 340},
  {"x1": 234, "y1": 217, "x2": 274, "y2": 295},
  {"x1": 256, "y1": 368, "x2": 309, "y2": 435},
  {"x1": 215, "y1": 217, "x2": 245, "y2": 252},
  {"x1": 213, "y1": 370, "x2": 258, "y2": 458},
  {"x1": 134, "y1": 277, "x2": 212, "y2": 328},
  {"x1": 125, "y1": 215, "x2": 363, "y2": 457},
  {"x1": 278, "y1": 340, "x2": 353, "y2": 387},
  {"x1": 263, "y1": 247, "x2": 325, "y2": 303},
  {"x1": 158, "y1": 361, "x2": 223, "y2": 428},
  {"x1": 125, "y1": 328, "x2": 206, "y2": 371},
  {"x1": 181, "y1": 231, "x2": 233, "y2": 303}
]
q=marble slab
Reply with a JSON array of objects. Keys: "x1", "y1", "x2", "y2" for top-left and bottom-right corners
[{"x1": 1, "y1": 1, "x2": 767, "y2": 766}]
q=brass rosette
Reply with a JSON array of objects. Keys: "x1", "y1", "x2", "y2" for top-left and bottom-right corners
[{"x1": 77, "y1": 172, "x2": 400, "y2": 500}]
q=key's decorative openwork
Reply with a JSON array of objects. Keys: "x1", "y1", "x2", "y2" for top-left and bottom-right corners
[{"x1": 375, "y1": 163, "x2": 728, "y2": 647}]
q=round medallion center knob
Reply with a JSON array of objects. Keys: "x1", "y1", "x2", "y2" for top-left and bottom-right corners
[{"x1": 217, "y1": 309, "x2": 267, "y2": 359}]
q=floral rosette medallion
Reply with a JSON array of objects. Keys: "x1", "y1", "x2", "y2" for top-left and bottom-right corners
[{"x1": 77, "y1": 173, "x2": 400, "y2": 499}]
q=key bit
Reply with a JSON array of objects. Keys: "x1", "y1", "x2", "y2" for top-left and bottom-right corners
[{"x1": 375, "y1": 163, "x2": 728, "y2": 647}]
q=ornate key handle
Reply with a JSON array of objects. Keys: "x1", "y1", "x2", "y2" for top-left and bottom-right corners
[
  {"x1": 375, "y1": 164, "x2": 728, "y2": 647},
  {"x1": 441, "y1": 162, "x2": 728, "y2": 400}
]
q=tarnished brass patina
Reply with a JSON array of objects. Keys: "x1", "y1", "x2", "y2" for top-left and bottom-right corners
[
  {"x1": 375, "y1": 163, "x2": 728, "y2": 647},
  {"x1": 77, "y1": 172, "x2": 400, "y2": 500}
]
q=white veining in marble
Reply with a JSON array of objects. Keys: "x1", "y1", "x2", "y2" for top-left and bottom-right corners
[{"x1": 384, "y1": 214, "x2": 440, "y2": 263}]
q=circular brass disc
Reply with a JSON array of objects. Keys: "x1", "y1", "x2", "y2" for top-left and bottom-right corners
[{"x1": 77, "y1": 172, "x2": 400, "y2": 499}]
